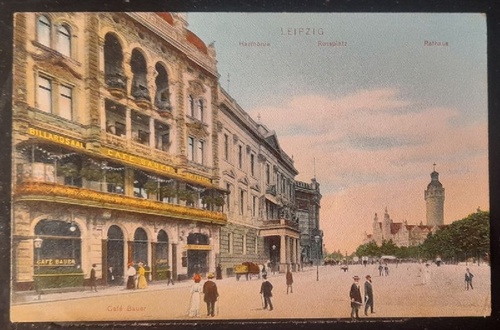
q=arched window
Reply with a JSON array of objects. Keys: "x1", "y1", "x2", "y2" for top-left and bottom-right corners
[
  {"x1": 156, "y1": 230, "x2": 169, "y2": 265},
  {"x1": 133, "y1": 228, "x2": 148, "y2": 264},
  {"x1": 37, "y1": 15, "x2": 51, "y2": 47},
  {"x1": 197, "y1": 99, "x2": 204, "y2": 122},
  {"x1": 104, "y1": 33, "x2": 126, "y2": 90},
  {"x1": 130, "y1": 49, "x2": 150, "y2": 101},
  {"x1": 189, "y1": 95, "x2": 195, "y2": 117},
  {"x1": 107, "y1": 225, "x2": 124, "y2": 279},
  {"x1": 154, "y1": 63, "x2": 171, "y2": 111},
  {"x1": 57, "y1": 25, "x2": 71, "y2": 56}
]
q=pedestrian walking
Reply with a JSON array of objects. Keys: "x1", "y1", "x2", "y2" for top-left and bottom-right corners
[
  {"x1": 349, "y1": 275, "x2": 362, "y2": 321},
  {"x1": 465, "y1": 268, "x2": 474, "y2": 290},
  {"x1": 378, "y1": 263, "x2": 383, "y2": 276},
  {"x1": 216, "y1": 264, "x2": 223, "y2": 280},
  {"x1": 260, "y1": 274, "x2": 273, "y2": 311},
  {"x1": 166, "y1": 267, "x2": 174, "y2": 286},
  {"x1": 384, "y1": 262, "x2": 389, "y2": 276},
  {"x1": 107, "y1": 266, "x2": 115, "y2": 286},
  {"x1": 89, "y1": 264, "x2": 98, "y2": 292},
  {"x1": 203, "y1": 273, "x2": 219, "y2": 317},
  {"x1": 137, "y1": 262, "x2": 147, "y2": 289},
  {"x1": 422, "y1": 263, "x2": 431, "y2": 285},
  {"x1": 126, "y1": 262, "x2": 136, "y2": 289},
  {"x1": 286, "y1": 269, "x2": 293, "y2": 294},
  {"x1": 364, "y1": 275, "x2": 374, "y2": 315},
  {"x1": 188, "y1": 274, "x2": 202, "y2": 317}
]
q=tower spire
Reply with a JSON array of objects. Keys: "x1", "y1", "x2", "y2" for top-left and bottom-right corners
[{"x1": 433, "y1": 162, "x2": 436, "y2": 171}]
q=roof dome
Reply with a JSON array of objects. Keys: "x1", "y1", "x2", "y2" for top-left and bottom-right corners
[
  {"x1": 155, "y1": 12, "x2": 174, "y2": 25},
  {"x1": 427, "y1": 170, "x2": 443, "y2": 188},
  {"x1": 186, "y1": 30, "x2": 208, "y2": 54}
]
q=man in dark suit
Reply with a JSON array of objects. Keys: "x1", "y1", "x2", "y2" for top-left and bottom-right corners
[
  {"x1": 364, "y1": 275, "x2": 374, "y2": 315},
  {"x1": 350, "y1": 275, "x2": 362, "y2": 320},
  {"x1": 260, "y1": 274, "x2": 273, "y2": 311},
  {"x1": 203, "y1": 273, "x2": 219, "y2": 316}
]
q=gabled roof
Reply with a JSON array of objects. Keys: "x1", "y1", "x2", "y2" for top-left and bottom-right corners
[{"x1": 264, "y1": 130, "x2": 281, "y2": 152}]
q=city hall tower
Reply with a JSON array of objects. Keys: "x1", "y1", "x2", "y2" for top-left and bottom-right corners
[{"x1": 424, "y1": 164, "x2": 445, "y2": 226}]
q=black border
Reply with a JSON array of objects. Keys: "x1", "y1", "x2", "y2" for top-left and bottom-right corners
[{"x1": 1, "y1": 0, "x2": 499, "y2": 329}]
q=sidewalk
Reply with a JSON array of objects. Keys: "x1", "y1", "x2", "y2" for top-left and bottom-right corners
[
  {"x1": 11, "y1": 278, "x2": 191, "y2": 305},
  {"x1": 11, "y1": 269, "x2": 294, "y2": 306}
]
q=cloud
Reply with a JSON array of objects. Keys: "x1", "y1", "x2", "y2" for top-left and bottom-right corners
[{"x1": 249, "y1": 88, "x2": 488, "y2": 253}]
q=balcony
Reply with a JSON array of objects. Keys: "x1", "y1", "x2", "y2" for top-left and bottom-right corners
[
  {"x1": 261, "y1": 218, "x2": 299, "y2": 231},
  {"x1": 14, "y1": 182, "x2": 227, "y2": 225}
]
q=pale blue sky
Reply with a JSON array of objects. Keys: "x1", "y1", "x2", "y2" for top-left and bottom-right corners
[{"x1": 187, "y1": 13, "x2": 488, "y2": 252}]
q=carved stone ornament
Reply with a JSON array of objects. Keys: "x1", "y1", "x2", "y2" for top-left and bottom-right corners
[
  {"x1": 216, "y1": 121, "x2": 223, "y2": 133},
  {"x1": 188, "y1": 80, "x2": 206, "y2": 97},
  {"x1": 222, "y1": 169, "x2": 236, "y2": 178},
  {"x1": 238, "y1": 176, "x2": 249, "y2": 186},
  {"x1": 186, "y1": 121, "x2": 209, "y2": 138},
  {"x1": 30, "y1": 43, "x2": 82, "y2": 80}
]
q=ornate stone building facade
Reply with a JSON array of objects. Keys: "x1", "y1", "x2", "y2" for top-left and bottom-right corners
[
  {"x1": 11, "y1": 12, "x2": 319, "y2": 292},
  {"x1": 295, "y1": 179, "x2": 322, "y2": 264},
  {"x1": 11, "y1": 12, "x2": 227, "y2": 290},
  {"x1": 218, "y1": 89, "x2": 301, "y2": 274}
]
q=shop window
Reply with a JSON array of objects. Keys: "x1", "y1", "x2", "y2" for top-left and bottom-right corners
[{"x1": 34, "y1": 220, "x2": 82, "y2": 269}]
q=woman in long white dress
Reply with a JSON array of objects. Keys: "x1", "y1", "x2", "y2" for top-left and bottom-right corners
[{"x1": 188, "y1": 274, "x2": 202, "y2": 317}]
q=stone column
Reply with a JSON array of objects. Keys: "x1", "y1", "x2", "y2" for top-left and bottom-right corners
[{"x1": 280, "y1": 235, "x2": 286, "y2": 273}]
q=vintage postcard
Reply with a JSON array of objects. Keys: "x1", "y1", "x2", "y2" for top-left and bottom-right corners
[{"x1": 8, "y1": 11, "x2": 490, "y2": 324}]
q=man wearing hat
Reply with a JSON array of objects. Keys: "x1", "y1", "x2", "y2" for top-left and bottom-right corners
[
  {"x1": 349, "y1": 275, "x2": 362, "y2": 320},
  {"x1": 260, "y1": 274, "x2": 274, "y2": 311},
  {"x1": 203, "y1": 273, "x2": 219, "y2": 316},
  {"x1": 364, "y1": 275, "x2": 374, "y2": 315}
]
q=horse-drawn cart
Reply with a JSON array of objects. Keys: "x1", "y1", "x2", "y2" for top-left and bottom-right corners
[{"x1": 234, "y1": 262, "x2": 261, "y2": 280}]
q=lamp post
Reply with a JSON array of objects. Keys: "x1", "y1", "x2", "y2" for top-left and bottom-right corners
[
  {"x1": 272, "y1": 244, "x2": 276, "y2": 275},
  {"x1": 33, "y1": 237, "x2": 43, "y2": 300},
  {"x1": 315, "y1": 235, "x2": 320, "y2": 281}
]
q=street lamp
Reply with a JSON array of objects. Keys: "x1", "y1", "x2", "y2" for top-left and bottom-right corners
[
  {"x1": 314, "y1": 235, "x2": 320, "y2": 281},
  {"x1": 33, "y1": 237, "x2": 43, "y2": 300},
  {"x1": 272, "y1": 244, "x2": 276, "y2": 274}
]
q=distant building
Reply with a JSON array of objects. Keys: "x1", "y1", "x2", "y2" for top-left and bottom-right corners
[
  {"x1": 363, "y1": 167, "x2": 446, "y2": 247},
  {"x1": 295, "y1": 179, "x2": 322, "y2": 263}
]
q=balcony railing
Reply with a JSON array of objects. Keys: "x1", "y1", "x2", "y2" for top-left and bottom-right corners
[
  {"x1": 14, "y1": 181, "x2": 227, "y2": 224},
  {"x1": 260, "y1": 218, "x2": 299, "y2": 230}
]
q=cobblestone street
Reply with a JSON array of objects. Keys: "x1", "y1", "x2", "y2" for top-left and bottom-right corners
[{"x1": 11, "y1": 262, "x2": 490, "y2": 322}]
